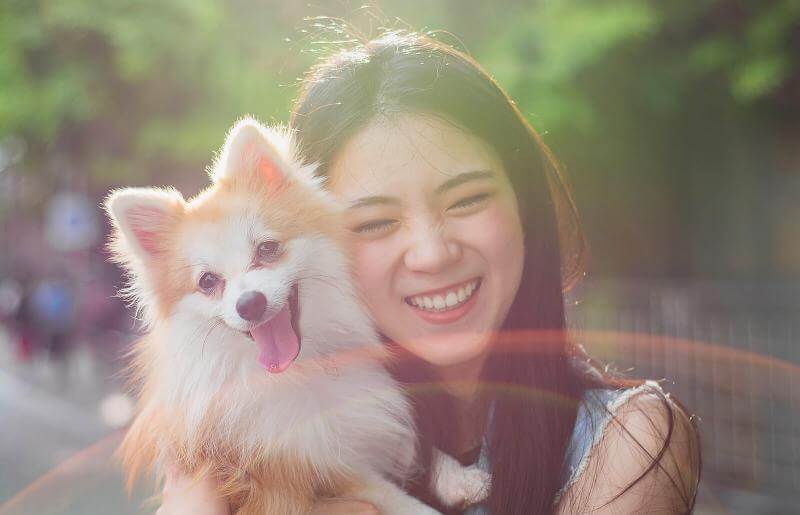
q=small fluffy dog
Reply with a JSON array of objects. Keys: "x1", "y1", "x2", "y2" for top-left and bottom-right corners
[{"x1": 107, "y1": 118, "x2": 487, "y2": 514}]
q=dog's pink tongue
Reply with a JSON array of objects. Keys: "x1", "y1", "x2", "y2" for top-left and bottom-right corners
[{"x1": 251, "y1": 305, "x2": 299, "y2": 374}]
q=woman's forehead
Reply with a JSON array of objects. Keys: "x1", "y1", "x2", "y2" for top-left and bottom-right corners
[{"x1": 327, "y1": 112, "x2": 503, "y2": 198}]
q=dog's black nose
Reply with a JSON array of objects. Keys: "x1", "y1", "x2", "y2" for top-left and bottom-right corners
[{"x1": 236, "y1": 291, "x2": 267, "y2": 321}]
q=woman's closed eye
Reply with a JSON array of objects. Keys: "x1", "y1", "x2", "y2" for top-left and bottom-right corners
[
  {"x1": 447, "y1": 192, "x2": 492, "y2": 213},
  {"x1": 353, "y1": 218, "x2": 398, "y2": 235}
]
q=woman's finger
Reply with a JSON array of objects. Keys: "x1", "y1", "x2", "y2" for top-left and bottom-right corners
[
  {"x1": 162, "y1": 463, "x2": 180, "y2": 493},
  {"x1": 309, "y1": 499, "x2": 380, "y2": 515},
  {"x1": 157, "y1": 468, "x2": 230, "y2": 515}
]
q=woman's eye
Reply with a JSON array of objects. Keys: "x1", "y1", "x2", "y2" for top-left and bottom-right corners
[
  {"x1": 198, "y1": 272, "x2": 221, "y2": 293},
  {"x1": 448, "y1": 192, "x2": 491, "y2": 211},
  {"x1": 256, "y1": 240, "x2": 282, "y2": 263},
  {"x1": 353, "y1": 219, "x2": 398, "y2": 235}
]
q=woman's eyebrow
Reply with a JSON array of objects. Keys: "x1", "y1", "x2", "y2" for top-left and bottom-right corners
[
  {"x1": 348, "y1": 195, "x2": 401, "y2": 209},
  {"x1": 434, "y1": 170, "x2": 495, "y2": 195},
  {"x1": 347, "y1": 170, "x2": 495, "y2": 209}
]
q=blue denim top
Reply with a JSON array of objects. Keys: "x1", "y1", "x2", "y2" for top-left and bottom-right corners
[{"x1": 463, "y1": 361, "x2": 663, "y2": 514}]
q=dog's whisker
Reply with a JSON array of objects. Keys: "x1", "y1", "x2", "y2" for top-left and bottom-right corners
[
  {"x1": 296, "y1": 274, "x2": 349, "y2": 296},
  {"x1": 200, "y1": 318, "x2": 225, "y2": 359}
]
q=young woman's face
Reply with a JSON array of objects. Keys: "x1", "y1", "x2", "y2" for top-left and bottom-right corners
[{"x1": 327, "y1": 113, "x2": 525, "y2": 371}]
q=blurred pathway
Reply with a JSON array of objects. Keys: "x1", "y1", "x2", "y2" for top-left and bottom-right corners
[{"x1": 0, "y1": 329, "x2": 150, "y2": 514}]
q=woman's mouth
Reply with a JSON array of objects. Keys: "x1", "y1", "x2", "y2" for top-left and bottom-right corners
[{"x1": 403, "y1": 278, "x2": 482, "y2": 323}]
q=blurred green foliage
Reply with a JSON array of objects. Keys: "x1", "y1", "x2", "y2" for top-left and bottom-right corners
[
  {"x1": 0, "y1": 0, "x2": 311, "y2": 182},
  {"x1": 2, "y1": 1, "x2": 797, "y2": 164},
  {"x1": 1, "y1": 0, "x2": 798, "y2": 277},
  {"x1": 474, "y1": 0, "x2": 800, "y2": 131}
]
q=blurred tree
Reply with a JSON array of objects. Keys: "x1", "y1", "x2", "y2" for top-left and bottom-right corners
[
  {"x1": 463, "y1": 0, "x2": 800, "y2": 277},
  {"x1": 466, "y1": 1, "x2": 800, "y2": 131},
  {"x1": 0, "y1": 0, "x2": 311, "y2": 188},
  {"x1": 0, "y1": 0, "x2": 798, "y2": 277}
]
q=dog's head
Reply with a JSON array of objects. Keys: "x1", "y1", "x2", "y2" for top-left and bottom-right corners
[{"x1": 106, "y1": 118, "x2": 351, "y2": 374}]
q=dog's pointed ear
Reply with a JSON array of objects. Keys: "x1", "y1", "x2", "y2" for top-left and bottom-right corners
[
  {"x1": 213, "y1": 117, "x2": 290, "y2": 192},
  {"x1": 104, "y1": 187, "x2": 184, "y2": 263}
]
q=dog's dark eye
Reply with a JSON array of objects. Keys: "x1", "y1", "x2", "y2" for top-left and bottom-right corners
[
  {"x1": 198, "y1": 272, "x2": 220, "y2": 292},
  {"x1": 256, "y1": 240, "x2": 282, "y2": 263}
]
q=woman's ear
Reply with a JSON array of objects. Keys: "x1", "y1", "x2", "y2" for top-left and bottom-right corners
[
  {"x1": 104, "y1": 187, "x2": 185, "y2": 264},
  {"x1": 213, "y1": 117, "x2": 291, "y2": 193}
]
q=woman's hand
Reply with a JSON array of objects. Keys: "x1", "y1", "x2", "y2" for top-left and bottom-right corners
[
  {"x1": 156, "y1": 466, "x2": 230, "y2": 515},
  {"x1": 310, "y1": 499, "x2": 380, "y2": 514},
  {"x1": 157, "y1": 466, "x2": 379, "y2": 515}
]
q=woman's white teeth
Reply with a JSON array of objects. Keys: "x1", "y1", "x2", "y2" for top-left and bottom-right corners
[{"x1": 408, "y1": 280, "x2": 479, "y2": 312}]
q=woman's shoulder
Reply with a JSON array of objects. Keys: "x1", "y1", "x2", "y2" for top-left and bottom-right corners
[
  {"x1": 561, "y1": 380, "x2": 666, "y2": 488},
  {"x1": 556, "y1": 367, "x2": 700, "y2": 511}
]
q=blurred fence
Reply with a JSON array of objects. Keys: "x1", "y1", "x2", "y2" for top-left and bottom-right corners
[{"x1": 567, "y1": 279, "x2": 800, "y2": 510}]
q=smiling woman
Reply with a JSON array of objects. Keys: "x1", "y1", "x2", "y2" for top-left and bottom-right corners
[{"x1": 288, "y1": 30, "x2": 701, "y2": 514}]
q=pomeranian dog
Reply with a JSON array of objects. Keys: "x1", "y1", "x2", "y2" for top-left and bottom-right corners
[{"x1": 107, "y1": 118, "x2": 488, "y2": 514}]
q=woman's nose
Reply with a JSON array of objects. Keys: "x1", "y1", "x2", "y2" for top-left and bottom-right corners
[{"x1": 403, "y1": 221, "x2": 462, "y2": 273}]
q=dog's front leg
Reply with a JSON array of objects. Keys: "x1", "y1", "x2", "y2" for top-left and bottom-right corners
[{"x1": 430, "y1": 448, "x2": 491, "y2": 508}]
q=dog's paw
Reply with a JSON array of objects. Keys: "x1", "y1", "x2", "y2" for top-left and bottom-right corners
[
  {"x1": 459, "y1": 465, "x2": 492, "y2": 504},
  {"x1": 434, "y1": 464, "x2": 491, "y2": 507}
]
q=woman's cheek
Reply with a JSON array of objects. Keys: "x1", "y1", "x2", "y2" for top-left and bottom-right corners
[
  {"x1": 460, "y1": 202, "x2": 525, "y2": 305},
  {"x1": 352, "y1": 241, "x2": 392, "y2": 305},
  {"x1": 456, "y1": 202, "x2": 522, "y2": 253}
]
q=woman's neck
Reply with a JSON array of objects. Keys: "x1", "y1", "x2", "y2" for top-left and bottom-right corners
[
  {"x1": 436, "y1": 353, "x2": 487, "y2": 403},
  {"x1": 435, "y1": 353, "x2": 491, "y2": 454}
]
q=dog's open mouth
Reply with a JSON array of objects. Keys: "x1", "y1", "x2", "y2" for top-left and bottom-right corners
[{"x1": 246, "y1": 284, "x2": 301, "y2": 374}]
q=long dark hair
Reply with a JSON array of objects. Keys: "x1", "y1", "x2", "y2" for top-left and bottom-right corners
[{"x1": 290, "y1": 30, "x2": 699, "y2": 514}]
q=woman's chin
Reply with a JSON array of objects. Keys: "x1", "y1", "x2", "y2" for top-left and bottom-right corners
[{"x1": 398, "y1": 330, "x2": 494, "y2": 369}]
